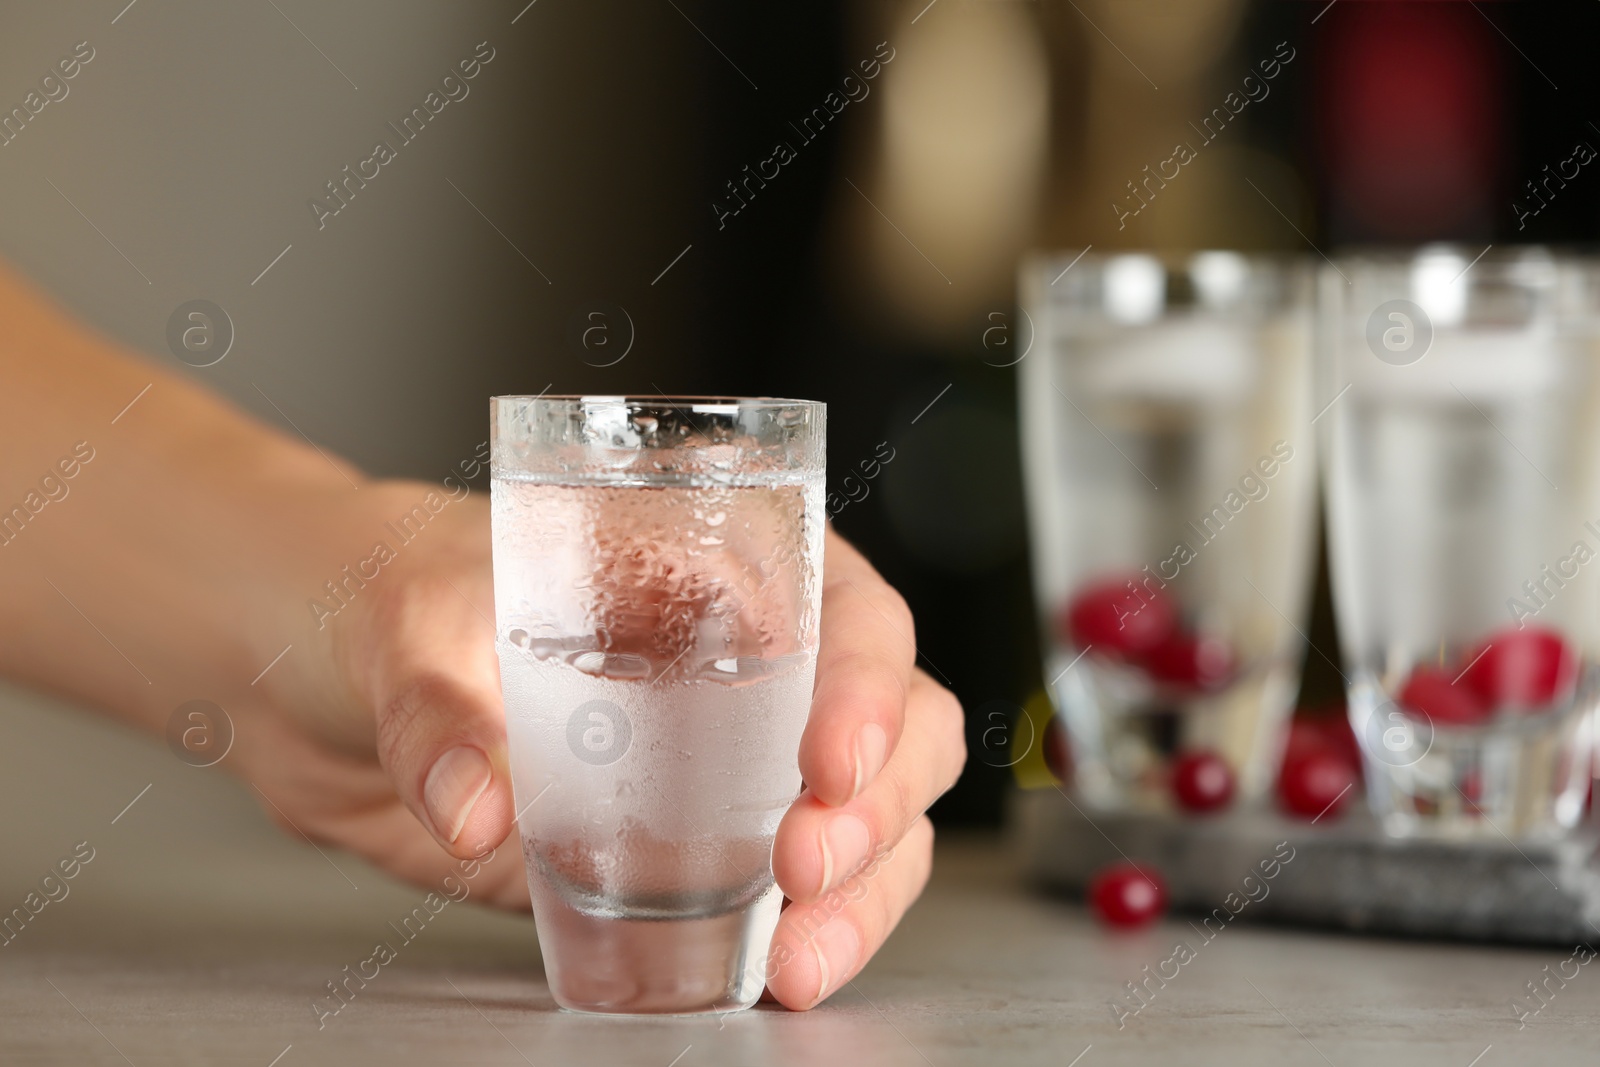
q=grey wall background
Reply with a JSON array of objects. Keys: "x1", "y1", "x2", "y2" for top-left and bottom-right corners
[
  {"x1": 0, "y1": 0, "x2": 724, "y2": 869},
  {"x1": 0, "y1": 0, "x2": 1057, "y2": 831},
  {"x1": 0, "y1": 0, "x2": 705, "y2": 477}
]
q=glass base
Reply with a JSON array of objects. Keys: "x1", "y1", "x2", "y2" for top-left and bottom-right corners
[
  {"x1": 1049, "y1": 647, "x2": 1300, "y2": 812},
  {"x1": 533, "y1": 884, "x2": 780, "y2": 1015},
  {"x1": 1350, "y1": 678, "x2": 1596, "y2": 840}
]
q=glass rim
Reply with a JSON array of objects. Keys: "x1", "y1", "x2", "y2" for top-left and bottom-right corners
[
  {"x1": 492, "y1": 394, "x2": 822, "y2": 409},
  {"x1": 1023, "y1": 248, "x2": 1309, "y2": 271},
  {"x1": 490, "y1": 394, "x2": 825, "y2": 482},
  {"x1": 1328, "y1": 243, "x2": 1572, "y2": 267}
]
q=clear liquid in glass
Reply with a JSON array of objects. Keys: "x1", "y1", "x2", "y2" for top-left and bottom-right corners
[
  {"x1": 1020, "y1": 271, "x2": 1318, "y2": 810},
  {"x1": 492, "y1": 476, "x2": 821, "y2": 1013}
]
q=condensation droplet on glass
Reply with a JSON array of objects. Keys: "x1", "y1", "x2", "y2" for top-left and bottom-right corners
[
  {"x1": 507, "y1": 628, "x2": 532, "y2": 649},
  {"x1": 704, "y1": 511, "x2": 727, "y2": 527}
]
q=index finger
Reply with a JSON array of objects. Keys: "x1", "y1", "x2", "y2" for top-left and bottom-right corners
[{"x1": 798, "y1": 529, "x2": 916, "y2": 808}]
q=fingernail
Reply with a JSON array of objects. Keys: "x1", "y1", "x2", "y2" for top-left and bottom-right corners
[
  {"x1": 424, "y1": 746, "x2": 492, "y2": 844},
  {"x1": 810, "y1": 918, "x2": 861, "y2": 1006},
  {"x1": 818, "y1": 813, "x2": 871, "y2": 897},
  {"x1": 852, "y1": 723, "x2": 888, "y2": 798}
]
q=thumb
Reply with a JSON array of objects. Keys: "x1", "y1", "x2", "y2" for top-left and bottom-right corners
[{"x1": 361, "y1": 575, "x2": 515, "y2": 859}]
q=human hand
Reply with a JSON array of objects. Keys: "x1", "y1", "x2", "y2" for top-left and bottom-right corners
[
  {"x1": 246, "y1": 485, "x2": 965, "y2": 1008},
  {"x1": 763, "y1": 533, "x2": 966, "y2": 1008}
]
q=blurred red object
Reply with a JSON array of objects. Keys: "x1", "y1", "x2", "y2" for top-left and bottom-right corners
[
  {"x1": 1459, "y1": 626, "x2": 1577, "y2": 710},
  {"x1": 1279, "y1": 706, "x2": 1360, "y2": 821},
  {"x1": 1316, "y1": 1, "x2": 1504, "y2": 239},
  {"x1": 1282, "y1": 709, "x2": 1362, "y2": 775},
  {"x1": 1398, "y1": 666, "x2": 1492, "y2": 726},
  {"x1": 1059, "y1": 576, "x2": 1177, "y2": 659},
  {"x1": 1170, "y1": 750, "x2": 1235, "y2": 814},
  {"x1": 1279, "y1": 750, "x2": 1357, "y2": 821},
  {"x1": 1144, "y1": 633, "x2": 1237, "y2": 694},
  {"x1": 1088, "y1": 862, "x2": 1168, "y2": 929}
]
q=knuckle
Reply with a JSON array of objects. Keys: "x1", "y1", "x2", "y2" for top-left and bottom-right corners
[
  {"x1": 826, "y1": 642, "x2": 891, "y2": 679},
  {"x1": 863, "y1": 869, "x2": 896, "y2": 936},
  {"x1": 925, "y1": 685, "x2": 968, "y2": 789},
  {"x1": 358, "y1": 567, "x2": 432, "y2": 627},
  {"x1": 827, "y1": 577, "x2": 915, "y2": 650},
  {"x1": 863, "y1": 828, "x2": 923, "y2": 935},
  {"x1": 820, "y1": 647, "x2": 906, "y2": 716},
  {"x1": 932, "y1": 683, "x2": 964, "y2": 734},
  {"x1": 377, "y1": 672, "x2": 466, "y2": 775},
  {"x1": 878, "y1": 585, "x2": 916, "y2": 646},
  {"x1": 881, "y1": 763, "x2": 919, "y2": 833}
]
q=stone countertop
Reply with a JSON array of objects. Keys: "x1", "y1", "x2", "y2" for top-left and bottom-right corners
[{"x1": 2, "y1": 686, "x2": 1598, "y2": 1065}]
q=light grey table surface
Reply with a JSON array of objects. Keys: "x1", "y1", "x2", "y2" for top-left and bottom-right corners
[{"x1": 2, "y1": 684, "x2": 1597, "y2": 1065}]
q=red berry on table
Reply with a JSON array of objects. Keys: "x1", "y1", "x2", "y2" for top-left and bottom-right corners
[
  {"x1": 1059, "y1": 576, "x2": 1178, "y2": 659},
  {"x1": 1398, "y1": 666, "x2": 1491, "y2": 726},
  {"x1": 1320, "y1": 713, "x2": 1363, "y2": 772},
  {"x1": 1283, "y1": 709, "x2": 1362, "y2": 775},
  {"x1": 1278, "y1": 751, "x2": 1357, "y2": 820},
  {"x1": 1459, "y1": 626, "x2": 1577, "y2": 710},
  {"x1": 1143, "y1": 633, "x2": 1236, "y2": 692},
  {"x1": 1170, "y1": 750, "x2": 1235, "y2": 813},
  {"x1": 1088, "y1": 862, "x2": 1168, "y2": 929},
  {"x1": 1282, "y1": 714, "x2": 1325, "y2": 766}
]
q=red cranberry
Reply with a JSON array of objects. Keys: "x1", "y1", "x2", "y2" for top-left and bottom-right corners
[
  {"x1": 1088, "y1": 862, "x2": 1168, "y2": 929},
  {"x1": 1320, "y1": 714, "x2": 1363, "y2": 772},
  {"x1": 1059, "y1": 576, "x2": 1178, "y2": 659},
  {"x1": 1459, "y1": 626, "x2": 1577, "y2": 711},
  {"x1": 1282, "y1": 714, "x2": 1325, "y2": 766},
  {"x1": 1278, "y1": 751, "x2": 1357, "y2": 820},
  {"x1": 1143, "y1": 633, "x2": 1236, "y2": 693},
  {"x1": 1398, "y1": 666, "x2": 1491, "y2": 726},
  {"x1": 1170, "y1": 750, "x2": 1235, "y2": 813},
  {"x1": 1283, "y1": 710, "x2": 1362, "y2": 775},
  {"x1": 1043, "y1": 714, "x2": 1072, "y2": 783}
]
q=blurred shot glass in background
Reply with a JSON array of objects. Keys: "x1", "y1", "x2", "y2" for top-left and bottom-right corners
[
  {"x1": 490, "y1": 396, "x2": 825, "y2": 1014},
  {"x1": 1321, "y1": 249, "x2": 1600, "y2": 839},
  {"x1": 1019, "y1": 253, "x2": 1319, "y2": 813}
]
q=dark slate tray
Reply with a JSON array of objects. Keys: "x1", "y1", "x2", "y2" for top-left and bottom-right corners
[{"x1": 1009, "y1": 788, "x2": 1600, "y2": 945}]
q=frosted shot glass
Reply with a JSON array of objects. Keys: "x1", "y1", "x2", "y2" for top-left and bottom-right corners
[{"x1": 490, "y1": 396, "x2": 825, "y2": 1013}]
